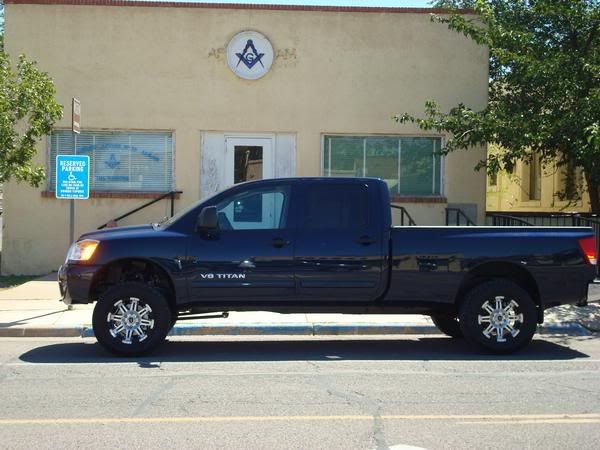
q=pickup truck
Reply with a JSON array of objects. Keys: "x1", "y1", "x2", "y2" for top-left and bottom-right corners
[{"x1": 58, "y1": 177, "x2": 598, "y2": 356}]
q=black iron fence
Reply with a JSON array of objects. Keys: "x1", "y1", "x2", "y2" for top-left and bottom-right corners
[
  {"x1": 486, "y1": 211, "x2": 600, "y2": 252},
  {"x1": 445, "y1": 208, "x2": 476, "y2": 226}
]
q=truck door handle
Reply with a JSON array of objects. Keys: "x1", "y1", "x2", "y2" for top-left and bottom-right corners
[
  {"x1": 356, "y1": 236, "x2": 376, "y2": 246},
  {"x1": 271, "y1": 238, "x2": 290, "y2": 248}
]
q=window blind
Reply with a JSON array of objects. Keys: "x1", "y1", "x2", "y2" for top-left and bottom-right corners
[{"x1": 49, "y1": 130, "x2": 174, "y2": 192}]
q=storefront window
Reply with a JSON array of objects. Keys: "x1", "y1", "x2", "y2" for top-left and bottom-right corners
[
  {"x1": 323, "y1": 135, "x2": 442, "y2": 196},
  {"x1": 49, "y1": 130, "x2": 174, "y2": 192}
]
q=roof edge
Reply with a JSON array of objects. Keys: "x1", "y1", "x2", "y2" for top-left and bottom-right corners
[{"x1": 4, "y1": 0, "x2": 476, "y2": 14}]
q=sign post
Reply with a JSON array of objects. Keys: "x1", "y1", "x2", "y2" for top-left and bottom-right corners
[{"x1": 57, "y1": 98, "x2": 84, "y2": 244}]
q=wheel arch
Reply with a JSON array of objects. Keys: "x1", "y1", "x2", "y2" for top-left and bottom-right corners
[
  {"x1": 89, "y1": 258, "x2": 177, "y2": 312},
  {"x1": 455, "y1": 261, "x2": 543, "y2": 323}
]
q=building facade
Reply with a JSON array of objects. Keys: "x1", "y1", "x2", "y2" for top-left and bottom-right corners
[
  {"x1": 486, "y1": 149, "x2": 591, "y2": 214},
  {"x1": 2, "y1": 1, "x2": 488, "y2": 275}
]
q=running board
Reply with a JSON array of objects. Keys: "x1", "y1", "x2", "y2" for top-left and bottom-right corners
[{"x1": 176, "y1": 312, "x2": 229, "y2": 321}]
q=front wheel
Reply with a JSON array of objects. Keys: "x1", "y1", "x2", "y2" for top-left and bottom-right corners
[
  {"x1": 459, "y1": 280, "x2": 537, "y2": 354},
  {"x1": 92, "y1": 282, "x2": 172, "y2": 356}
]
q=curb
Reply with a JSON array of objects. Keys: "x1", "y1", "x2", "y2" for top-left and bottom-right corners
[{"x1": 0, "y1": 321, "x2": 594, "y2": 338}]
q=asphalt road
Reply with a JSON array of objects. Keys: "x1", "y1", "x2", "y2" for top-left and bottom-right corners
[{"x1": 1, "y1": 335, "x2": 600, "y2": 450}]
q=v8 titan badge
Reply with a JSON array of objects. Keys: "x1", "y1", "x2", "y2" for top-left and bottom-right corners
[{"x1": 227, "y1": 31, "x2": 274, "y2": 80}]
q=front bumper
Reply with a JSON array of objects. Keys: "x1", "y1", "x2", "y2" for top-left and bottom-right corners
[{"x1": 58, "y1": 263, "x2": 100, "y2": 305}]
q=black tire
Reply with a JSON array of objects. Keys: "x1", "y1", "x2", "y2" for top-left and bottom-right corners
[
  {"x1": 92, "y1": 282, "x2": 172, "y2": 356},
  {"x1": 459, "y1": 280, "x2": 537, "y2": 354},
  {"x1": 431, "y1": 315, "x2": 463, "y2": 338}
]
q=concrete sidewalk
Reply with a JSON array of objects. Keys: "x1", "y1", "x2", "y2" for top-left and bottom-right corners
[{"x1": 0, "y1": 273, "x2": 598, "y2": 338}]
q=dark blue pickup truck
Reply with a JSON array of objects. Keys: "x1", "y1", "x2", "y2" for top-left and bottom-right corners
[{"x1": 59, "y1": 178, "x2": 598, "y2": 356}]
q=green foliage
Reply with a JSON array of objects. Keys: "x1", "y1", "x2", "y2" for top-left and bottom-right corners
[
  {"x1": 0, "y1": 52, "x2": 63, "y2": 187},
  {"x1": 400, "y1": 0, "x2": 600, "y2": 210}
]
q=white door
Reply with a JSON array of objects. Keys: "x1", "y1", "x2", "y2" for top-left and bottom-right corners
[{"x1": 225, "y1": 137, "x2": 274, "y2": 187}]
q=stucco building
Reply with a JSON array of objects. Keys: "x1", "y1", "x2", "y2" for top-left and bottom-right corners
[
  {"x1": 2, "y1": 0, "x2": 488, "y2": 275},
  {"x1": 486, "y1": 151, "x2": 591, "y2": 214}
]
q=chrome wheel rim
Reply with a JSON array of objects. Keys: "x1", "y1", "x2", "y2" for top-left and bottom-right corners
[
  {"x1": 477, "y1": 296, "x2": 524, "y2": 343},
  {"x1": 107, "y1": 298, "x2": 154, "y2": 345}
]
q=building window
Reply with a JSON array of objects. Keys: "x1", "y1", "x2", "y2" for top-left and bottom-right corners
[
  {"x1": 525, "y1": 154, "x2": 541, "y2": 201},
  {"x1": 559, "y1": 159, "x2": 581, "y2": 201},
  {"x1": 323, "y1": 135, "x2": 442, "y2": 196},
  {"x1": 49, "y1": 130, "x2": 174, "y2": 192}
]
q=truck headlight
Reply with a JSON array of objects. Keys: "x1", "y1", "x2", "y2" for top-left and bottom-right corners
[{"x1": 66, "y1": 239, "x2": 99, "y2": 262}]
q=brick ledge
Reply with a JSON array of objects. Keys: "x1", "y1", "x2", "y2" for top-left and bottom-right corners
[
  {"x1": 390, "y1": 196, "x2": 447, "y2": 204},
  {"x1": 5, "y1": 0, "x2": 475, "y2": 15},
  {"x1": 41, "y1": 191, "x2": 181, "y2": 199}
]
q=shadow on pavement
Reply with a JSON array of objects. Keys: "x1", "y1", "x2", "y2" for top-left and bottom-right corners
[{"x1": 19, "y1": 336, "x2": 591, "y2": 364}]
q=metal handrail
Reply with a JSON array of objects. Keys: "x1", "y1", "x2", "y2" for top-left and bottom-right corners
[
  {"x1": 390, "y1": 205, "x2": 416, "y2": 226},
  {"x1": 445, "y1": 207, "x2": 476, "y2": 226},
  {"x1": 487, "y1": 213, "x2": 533, "y2": 226},
  {"x1": 97, "y1": 190, "x2": 183, "y2": 229}
]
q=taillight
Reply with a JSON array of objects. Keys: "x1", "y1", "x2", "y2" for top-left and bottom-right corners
[{"x1": 578, "y1": 236, "x2": 597, "y2": 265}]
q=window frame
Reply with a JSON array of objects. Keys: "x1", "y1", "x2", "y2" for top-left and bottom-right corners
[
  {"x1": 46, "y1": 128, "x2": 176, "y2": 194},
  {"x1": 320, "y1": 134, "x2": 445, "y2": 198}
]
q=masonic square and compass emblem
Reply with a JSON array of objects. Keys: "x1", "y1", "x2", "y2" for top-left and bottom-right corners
[
  {"x1": 236, "y1": 39, "x2": 265, "y2": 69},
  {"x1": 227, "y1": 31, "x2": 274, "y2": 80}
]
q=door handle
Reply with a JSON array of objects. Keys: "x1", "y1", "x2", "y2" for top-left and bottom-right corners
[
  {"x1": 356, "y1": 236, "x2": 376, "y2": 246},
  {"x1": 271, "y1": 237, "x2": 291, "y2": 248}
]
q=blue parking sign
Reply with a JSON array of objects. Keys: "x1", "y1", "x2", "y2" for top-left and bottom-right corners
[{"x1": 56, "y1": 155, "x2": 90, "y2": 199}]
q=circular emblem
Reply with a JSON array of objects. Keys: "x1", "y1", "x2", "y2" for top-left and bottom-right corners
[{"x1": 227, "y1": 31, "x2": 274, "y2": 80}]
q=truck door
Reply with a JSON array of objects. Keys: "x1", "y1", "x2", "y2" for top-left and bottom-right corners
[
  {"x1": 186, "y1": 182, "x2": 296, "y2": 301},
  {"x1": 294, "y1": 181, "x2": 386, "y2": 301}
]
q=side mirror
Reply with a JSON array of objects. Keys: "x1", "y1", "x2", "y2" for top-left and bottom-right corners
[{"x1": 196, "y1": 206, "x2": 218, "y2": 232}]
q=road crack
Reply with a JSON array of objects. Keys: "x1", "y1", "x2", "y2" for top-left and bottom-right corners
[{"x1": 133, "y1": 377, "x2": 175, "y2": 417}]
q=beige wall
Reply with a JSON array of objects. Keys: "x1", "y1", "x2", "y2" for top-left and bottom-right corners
[{"x1": 3, "y1": 3, "x2": 488, "y2": 274}]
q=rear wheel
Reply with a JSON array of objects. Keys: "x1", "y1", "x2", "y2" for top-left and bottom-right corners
[
  {"x1": 92, "y1": 282, "x2": 172, "y2": 356},
  {"x1": 430, "y1": 315, "x2": 463, "y2": 338},
  {"x1": 459, "y1": 280, "x2": 537, "y2": 354}
]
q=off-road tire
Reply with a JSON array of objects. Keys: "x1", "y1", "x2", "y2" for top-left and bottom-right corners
[
  {"x1": 459, "y1": 280, "x2": 537, "y2": 354},
  {"x1": 92, "y1": 282, "x2": 172, "y2": 356}
]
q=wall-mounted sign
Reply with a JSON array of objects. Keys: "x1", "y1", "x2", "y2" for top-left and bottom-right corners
[
  {"x1": 56, "y1": 155, "x2": 90, "y2": 199},
  {"x1": 72, "y1": 98, "x2": 81, "y2": 134},
  {"x1": 227, "y1": 31, "x2": 274, "y2": 80}
]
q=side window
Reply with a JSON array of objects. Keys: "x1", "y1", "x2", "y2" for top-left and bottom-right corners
[
  {"x1": 215, "y1": 186, "x2": 290, "y2": 230},
  {"x1": 305, "y1": 184, "x2": 368, "y2": 229}
]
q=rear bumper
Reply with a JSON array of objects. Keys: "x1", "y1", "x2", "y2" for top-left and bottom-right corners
[
  {"x1": 58, "y1": 263, "x2": 100, "y2": 305},
  {"x1": 587, "y1": 278, "x2": 600, "y2": 304}
]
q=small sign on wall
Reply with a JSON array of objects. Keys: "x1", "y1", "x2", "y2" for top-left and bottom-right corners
[
  {"x1": 72, "y1": 98, "x2": 81, "y2": 134},
  {"x1": 227, "y1": 31, "x2": 274, "y2": 80}
]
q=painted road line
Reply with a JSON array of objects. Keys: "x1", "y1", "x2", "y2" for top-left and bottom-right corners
[
  {"x1": 462, "y1": 419, "x2": 600, "y2": 425},
  {"x1": 1, "y1": 414, "x2": 599, "y2": 426}
]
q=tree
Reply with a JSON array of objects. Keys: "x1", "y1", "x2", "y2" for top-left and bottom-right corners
[
  {"x1": 399, "y1": 0, "x2": 600, "y2": 211},
  {"x1": 0, "y1": 9, "x2": 63, "y2": 187}
]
